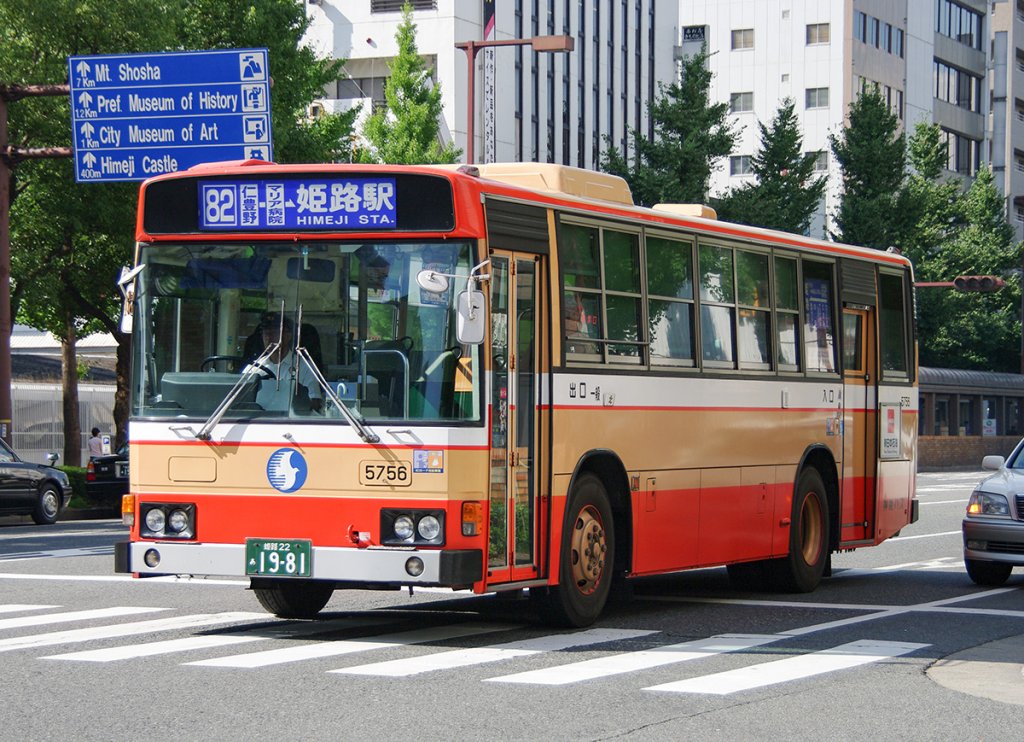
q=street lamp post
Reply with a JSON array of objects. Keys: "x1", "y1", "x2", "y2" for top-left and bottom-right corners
[{"x1": 455, "y1": 34, "x2": 574, "y2": 164}]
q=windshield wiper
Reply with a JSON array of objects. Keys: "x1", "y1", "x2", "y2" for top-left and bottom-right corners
[
  {"x1": 195, "y1": 342, "x2": 280, "y2": 441},
  {"x1": 295, "y1": 346, "x2": 380, "y2": 444}
]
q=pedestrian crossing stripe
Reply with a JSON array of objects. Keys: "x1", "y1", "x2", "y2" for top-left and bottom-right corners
[
  {"x1": 332, "y1": 628, "x2": 655, "y2": 677},
  {"x1": 487, "y1": 633, "x2": 780, "y2": 685},
  {"x1": 643, "y1": 639, "x2": 929, "y2": 695}
]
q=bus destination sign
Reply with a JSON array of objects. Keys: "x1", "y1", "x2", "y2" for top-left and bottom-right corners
[
  {"x1": 198, "y1": 178, "x2": 398, "y2": 231},
  {"x1": 68, "y1": 48, "x2": 272, "y2": 183}
]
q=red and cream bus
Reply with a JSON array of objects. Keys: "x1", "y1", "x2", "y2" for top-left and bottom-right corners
[{"x1": 115, "y1": 160, "x2": 918, "y2": 627}]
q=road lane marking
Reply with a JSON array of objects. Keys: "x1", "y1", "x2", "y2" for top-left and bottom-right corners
[
  {"x1": 44, "y1": 634, "x2": 266, "y2": 662},
  {"x1": 888, "y1": 530, "x2": 960, "y2": 542},
  {"x1": 0, "y1": 604, "x2": 57, "y2": 614},
  {"x1": 486, "y1": 633, "x2": 780, "y2": 686},
  {"x1": 0, "y1": 546, "x2": 114, "y2": 561},
  {"x1": 333, "y1": 628, "x2": 655, "y2": 677},
  {"x1": 644, "y1": 639, "x2": 929, "y2": 695},
  {"x1": 0, "y1": 606, "x2": 164, "y2": 632},
  {"x1": 0, "y1": 611, "x2": 262, "y2": 653},
  {"x1": 187, "y1": 623, "x2": 515, "y2": 668},
  {"x1": 0, "y1": 572, "x2": 246, "y2": 586}
]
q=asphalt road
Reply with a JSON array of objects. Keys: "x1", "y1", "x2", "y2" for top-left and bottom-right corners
[{"x1": 0, "y1": 469, "x2": 1020, "y2": 742}]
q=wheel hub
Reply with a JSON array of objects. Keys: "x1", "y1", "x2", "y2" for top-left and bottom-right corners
[{"x1": 570, "y1": 505, "x2": 606, "y2": 595}]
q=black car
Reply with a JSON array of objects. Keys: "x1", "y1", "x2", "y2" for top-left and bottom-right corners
[
  {"x1": 0, "y1": 439, "x2": 72, "y2": 524},
  {"x1": 86, "y1": 443, "x2": 128, "y2": 507}
]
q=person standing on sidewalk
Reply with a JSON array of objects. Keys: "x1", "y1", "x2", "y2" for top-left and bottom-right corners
[{"x1": 88, "y1": 428, "x2": 103, "y2": 458}]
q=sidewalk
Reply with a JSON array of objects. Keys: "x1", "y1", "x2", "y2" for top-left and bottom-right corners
[{"x1": 928, "y1": 634, "x2": 1024, "y2": 707}]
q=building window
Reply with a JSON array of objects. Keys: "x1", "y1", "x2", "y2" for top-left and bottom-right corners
[
  {"x1": 934, "y1": 60, "x2": 981, "y2": 113},
  {"x1": 1014, "y1": 149, "x2": 1024, "y2": 173},
  {"x1": 882, "y1": 22, "x2": 892, "y2": 52},
  {"x1": 729, "y1": 92, "x2": 754, "y2": 113},
  {"x1": 370, "y1": 0, "x2": 436, "y2": 11},
  {"x1": 941, "y1": 129, "x2": 981, "y2": 175},
  {"x1": 869, "y1": 17, "x2": 880, "y2": 47},
  {"x1": 936, "y1": 0, "x2": 983, "y2": 51},
  {"x1": 730, "y1": 155, "x2": 752, "y2": 175},
  {"x1": 731, "y1": 28, "x2": 754, "y2": 50},
  {"x1": 806, "y1": 23, "x2": 830, "y2": 45},
  {"x1": 894, "y1": 28, "x2": 905, "y2": 57},
  {"x1": 1016, "y1": 99, "x2": 1024, "y2": 123},
  {"x1": 854, "y1": 11, "x2": 867, "y2": 42},
  {"x1": 810, "y1": 151, "x2": 828, "y2": 172},
  {"x1": 805, "y1": 87, "x2": 829, "y2": 109}
]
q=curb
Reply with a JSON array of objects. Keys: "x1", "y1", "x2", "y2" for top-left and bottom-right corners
[{"x1": 928, "y1": 634, "x2": 1024, "y2": 707}]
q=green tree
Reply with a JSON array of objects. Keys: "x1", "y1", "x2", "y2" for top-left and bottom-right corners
[
  {"x1": 359, "y1": 3, "x2": 460, "y2": 164},
  {"x1": 899, "y1": 121, "x2": 962, "y2": 270},
  {"x1": 1, "y1": 0, "x2": 356, "y2": 459},
  {"x1": 829, "y1": 87, "x2": 910, "y2": 249},
  {"x1": 601, "y1": 47, "x2": 737, "y2": 207},
  {"x1": 713, "y1": 98, "x2": 826, "y2": 235},
  {"x1": 915, "y1": 166, "x2": 1023, "y2": 372}
]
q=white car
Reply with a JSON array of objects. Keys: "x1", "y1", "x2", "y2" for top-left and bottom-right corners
[{"x1": 963, "y1": 447, "x2": 1024, "y2": 586}]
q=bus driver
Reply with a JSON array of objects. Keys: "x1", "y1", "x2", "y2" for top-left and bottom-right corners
[{"x1": 249, "y1": 314, "x2": 323, "y2": 412}]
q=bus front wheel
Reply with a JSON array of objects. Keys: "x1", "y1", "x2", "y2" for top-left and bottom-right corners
[
  {"x1": 532, "y1": 473, "x2": 615, "y2": 628},
  {"x1": 251, "y1": 579, "x2": 334, "y2": 619},
  {"x1": 771, "y1": 468, "x2": 829, "y2": 593}
]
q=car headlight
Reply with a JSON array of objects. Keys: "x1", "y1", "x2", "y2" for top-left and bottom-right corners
[
  {"x1": 393, "y1": 515, "x2": 415, "y2": 541},
  {"x1": 417, "y1": 515, "x2": 441, "y2": 541},
  {"x1": 145, "y1": 508, "x2": 166, "y2": 533},
  {"x1": 967, "y1": 491, "x2": 1010, "y2": 517}
]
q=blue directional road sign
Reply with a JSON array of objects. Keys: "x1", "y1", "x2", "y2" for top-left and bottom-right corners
[{"x1": 68, "y1": 49, "x2": 273, "y2": 183}]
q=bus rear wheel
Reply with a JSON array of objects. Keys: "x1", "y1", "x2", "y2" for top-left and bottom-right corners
[
  {"x1": 251, "y1": 579, "x2": 334, "y2": 619},
  {"x1": 770, "y1": 468, "x2": 829, "y2": 593},
  {"x1": 532, "y1": 473, "x2": 614, "y2": 628}
]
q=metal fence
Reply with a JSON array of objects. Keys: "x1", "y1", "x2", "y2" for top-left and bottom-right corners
[{"x1": 10, "y1": 383, "x2": 116, "y2": 465}]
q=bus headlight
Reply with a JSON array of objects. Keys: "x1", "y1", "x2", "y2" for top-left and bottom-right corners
[
  {"x1": 417, "y1": 515, "x2": 441, "y2": 541},
  {"x1": 394, "y1": 515, "x2": 415, "y2": 540},
  {"x1": 381, "y1": 509, "x2": 445, "y2": 546},
  {"x1": 140, "y1": 503, "x2": 196, "y2": 539}
]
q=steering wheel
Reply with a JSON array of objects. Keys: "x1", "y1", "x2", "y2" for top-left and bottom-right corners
[
  {"x1": 200, "y1": 355, "x2": 276, "y2": 379},
  {"x1": 200, "y1": 355, "x2": 245, "y2": 373}
]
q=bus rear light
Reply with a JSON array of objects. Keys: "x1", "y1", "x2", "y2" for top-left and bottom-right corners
[
  {"x1": 121, "y1": 495, "x2": 135, "y2": 527},
  {"x1": 461, "y1": 502, "x2": 484, "y2": 536}
]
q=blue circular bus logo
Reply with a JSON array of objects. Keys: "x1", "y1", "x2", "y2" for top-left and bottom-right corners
[{"x1": 266, "y1": 448, "x2": 307, "y2": 493}]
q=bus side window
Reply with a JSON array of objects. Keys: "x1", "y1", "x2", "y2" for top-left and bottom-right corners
[
  {"x1": 879, "y1": 272, "x2": 910, "y2": 379},
  {"x1": 802, "y1": 260, "x2": 837, "y2": 374}
]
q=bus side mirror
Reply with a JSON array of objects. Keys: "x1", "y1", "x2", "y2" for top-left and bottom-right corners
[
  {"x1": 117, "y1": 264, "x2": 145, "y2": 334},
  {"x1": 457, "y1": 289, "x2": 486, "y2": 345}
]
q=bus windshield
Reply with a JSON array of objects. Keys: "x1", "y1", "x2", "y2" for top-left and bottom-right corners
[{"x1": 130, "y1": 240, "x2": 482, "y2": 424}]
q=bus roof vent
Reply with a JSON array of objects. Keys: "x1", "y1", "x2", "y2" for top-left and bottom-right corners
[
  {"x1": 651, "y1": 204, "x2": 718, "y2": 220},
  {"x1": 474, "y1": 163, "x2": 634, "y2": 206}
]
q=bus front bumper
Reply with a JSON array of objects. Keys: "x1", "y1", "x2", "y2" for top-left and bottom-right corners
[{"x1": 114, "y1": 541, "x2": 482, "y2": 586}]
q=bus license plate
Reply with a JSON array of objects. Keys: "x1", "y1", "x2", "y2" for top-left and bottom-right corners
[
  {"x1": 245, "y1": 539, "x2": 311, "y2": 577},
  {"x1": 359, "y1": 460, "x2": 412, "y2": 486}
]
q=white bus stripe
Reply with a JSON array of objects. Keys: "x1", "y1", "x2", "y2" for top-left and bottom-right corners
[
  {"x1": 486, "y1": 633, "x2": 780, "y2": 685},
  {"x1": 44, "y1": 634, "x2": 265, "y2": 662},
  {"x1": 0, "y1": 604, "x2": 57, "y2": 615},
  {"x1": 0, "y1": 606, "x2": 165, "y2": 632},
  {"x1": 333, "y1": 628, "x2": 655, "y2": 677},
  {"x1": 0, "y1": 611, "x2": 262, "y2": 654},
  {"x1": 645, "y1": 639, "x2": 929, "y2": 695},
  {"x1": 186, "y1": 623, "x2": 515, "y2": 668}
]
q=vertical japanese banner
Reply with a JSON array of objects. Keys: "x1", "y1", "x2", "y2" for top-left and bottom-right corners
[{"x1": 483, "y1": 0, "x2": 496, "y2": 163}]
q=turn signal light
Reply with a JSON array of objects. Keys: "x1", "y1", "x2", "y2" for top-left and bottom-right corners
[
  {"x1": 121, "y1": 494, "x2": 135, "y2": 527},
  {"x1": 462, "y1": 502, "x2": 484, "y2": 536}
]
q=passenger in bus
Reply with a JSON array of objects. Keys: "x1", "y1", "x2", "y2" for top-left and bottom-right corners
[{"x1": 247, "y1": 314, "x2": 323, "y2": 413}]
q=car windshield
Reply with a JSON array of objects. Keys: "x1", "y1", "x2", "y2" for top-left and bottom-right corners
[{"x1": 130, "y1": 240, "x2": 482, "y2": 424}]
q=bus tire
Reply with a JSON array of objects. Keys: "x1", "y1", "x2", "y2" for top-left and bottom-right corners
[
  {"x1": 770, "y1": 467, "x2": 829, "y2": 593},
  {"x1": 252, "y1": 579, "x2": 334, "y2": 619},
  {"x1": 965, "y1": 558, "x2": 1012, "y2": 587},
  {"x1": 532, "y1": 473, "x2": 614, "y2": 628}
]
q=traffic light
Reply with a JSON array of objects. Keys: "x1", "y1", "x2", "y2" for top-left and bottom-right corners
[{"x1": 952, "y1": 275, "x2": 1005, "y2": 292}]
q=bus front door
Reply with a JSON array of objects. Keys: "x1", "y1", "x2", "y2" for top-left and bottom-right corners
[
  {"x1": 841, "y1": 307, "x2": 877, "y2": 543},
  {"x1": 487, "y1": 252, "x2": 543, "y2": 583}
]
